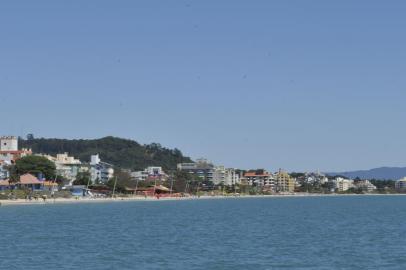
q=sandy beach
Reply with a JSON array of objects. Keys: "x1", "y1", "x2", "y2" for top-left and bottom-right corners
[{"x1": 1, "y1": 193, "x2": 404, "y2": 206}]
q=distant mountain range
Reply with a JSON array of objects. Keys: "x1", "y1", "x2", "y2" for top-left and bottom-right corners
[{"x1": 327, "y1": 167, "x2": 406, "y2": 180}]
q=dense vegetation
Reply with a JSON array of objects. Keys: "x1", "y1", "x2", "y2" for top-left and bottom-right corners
[
  {"x1": 19, "y1": 136, "x2": 193, "y2": 171},
  {"x1": 13, "y1": 156, "x2": 56, "y2": 181}
]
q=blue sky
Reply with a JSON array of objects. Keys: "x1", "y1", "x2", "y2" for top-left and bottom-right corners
[{"x1": 1, "y1": 1, "x2": 405, "y2": 172}]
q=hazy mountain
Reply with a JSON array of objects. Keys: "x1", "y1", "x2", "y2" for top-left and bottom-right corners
[
  {"x1": 19, "y1": 136, "x2": 193, "y2": 171},
  {"x1": 327, "y1": 167, "x2": 406, "y2": 180}
]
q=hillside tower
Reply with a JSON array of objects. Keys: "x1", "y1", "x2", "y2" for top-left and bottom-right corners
[{"x1": 0, "y1": 136, "x2": 18, "y2": 151}]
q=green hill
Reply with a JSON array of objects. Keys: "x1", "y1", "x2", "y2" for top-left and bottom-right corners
[{"x1": 19, "y1": 136, "x2": 192, "y2": 171}]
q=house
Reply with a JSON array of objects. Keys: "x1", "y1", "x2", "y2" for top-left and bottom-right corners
[
  {"x1": 43, "y1": 181, "x2": 58, "y2": 192},
  {"x1": 0, "y1": 179, "x2": 12, "y2": 190},
  {"x1": 17, "y1": 174, "x2": 44, "y2": 191}
]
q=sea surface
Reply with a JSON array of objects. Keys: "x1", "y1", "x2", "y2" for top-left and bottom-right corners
[{"x1": 1, "y1": 196, "x2": 406, "y2": 270}]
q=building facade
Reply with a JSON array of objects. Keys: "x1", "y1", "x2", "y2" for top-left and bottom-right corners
[
  {"x1": 0, "y1": 160, "x2": 10, "y2": 180},
  {"x1": 329, "y1": 177, "x2": 355, "y2": 192},
  {"x1": 0, "y1": 136, "x2": 32, "y2": 162},
  {"x1": 90, "y1": 154, "x2": 114, "y2": 184},
  {"x1": 244, "y1": 170, "x2": 275, "y2": 190},
  {"x1": 177, "y1": 158, "x2": 214, "y2": 182},
  {"x1": 355, "y1": 180, "x2": 377, "y2": 193},
  {"x1": 395, "y1": 177, "x2": 406, "y2": 191},
  {"x1": 131, "y1": 166, "x2": 167, "y2": 182},
  {"x1": 275, "y1": 170, "x2": 295, "y2": 193},
  {"x1": 41, "y1": 152, "x2": 82, "y2": 184}
]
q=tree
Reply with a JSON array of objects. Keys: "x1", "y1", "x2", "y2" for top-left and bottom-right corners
[
  {"x1": 5, "y1": 165, "x2": 19, "y2": 183},
  {"x1": 107, "y1": 169, "x2": 134, "y2": 193},
  {"x1": 171, "y1": 170, "x2": 193, "y2": 193},
  {"x1": 73, "y1": 171, "x2": 91, "y2": 186},
  {"x1": 15, "y1": 155, "x2": 56, "y2": 180},
  {"x1": 19, "y1": 136, "x2": 193, "y2": 172}
]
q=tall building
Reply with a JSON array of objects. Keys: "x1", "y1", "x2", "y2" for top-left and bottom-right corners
[
  {"x1": 212, "y1": 166, "x2": 226, "y2": 185},
  {"x1": 89, "y1": 154, "x2": 114, "y2": 184},
  {"x1": 0, "y1": 136, "x2": 32, "y2": 162},
  {"x1": 275, "y1": 169, "x2": 295, "y2": 193},
  {"x1": 224, "y1": 168, "x2": 240, "y2": 186},
  {"x1": 1, "y1": 136, "x2": 18, "y2": 151},
  {"x1": 177, "y1": 158, "x2": 214, "y2": 182}
]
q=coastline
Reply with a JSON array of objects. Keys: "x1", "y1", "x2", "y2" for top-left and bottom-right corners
[{"x1": 1, "y1": 193, "x2": 405, "y2": 207}]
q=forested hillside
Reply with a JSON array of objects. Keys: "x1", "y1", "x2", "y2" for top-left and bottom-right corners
[{"x1": 19, "y1": 136, "x2": 192, "y2": 171}]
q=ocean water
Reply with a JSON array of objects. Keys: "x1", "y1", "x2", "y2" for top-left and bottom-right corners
[{"x1": 1, "y1": 196, "x2": 406, "y2": 270}]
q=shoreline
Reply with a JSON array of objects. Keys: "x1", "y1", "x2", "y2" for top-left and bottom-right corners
[{"x1": 1, "y1": 193, "x2": 405, "y2": 206}]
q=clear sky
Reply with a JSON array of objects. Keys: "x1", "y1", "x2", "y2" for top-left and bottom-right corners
[{"x1": 1, "y1": 1, "x2": 405, "y2": 172}]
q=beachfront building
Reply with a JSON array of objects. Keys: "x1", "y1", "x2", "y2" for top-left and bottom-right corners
[
  {"x1": 90, "y1": 154, "x2": 114, "y2": 184},
  {"x1": 224, "y1": 168, "x2": 240, "y2": 186},
  {"x1": 41, "y1": 152, "x2": 82, "y2": 184},
  {"x1": 212, "y1": 166, "x2": 226, "y2": 185},
  {"x1": 395, "y1": 177, "x2": 406, "y2": 191},
  {"x1": 244, "y1": 170, "x2": 274, "y2": 190},
  {"x1": 177, "y1": 158, "x2": 214, "y2": 182},
  {"x1": 329, "y1": 177, "x2": 355, "y2": 192},
  {"x1": 305, "y1": 172, "x2": 328, "y2": 185},
  {"x1": 355, "y1": 180, "x2": 377, "y2": 193},
  {"x1": 131, "y1": 166, "x2": 168, "y2": 182},
  {"x1": 0, "y1": 160, "x2": 10, "y2": 180},
  {"x1": 212, "y1": 167, "x2": 241, "y2": 186},
  {"x1": 0, "y1": 136, "x2": 32, "y2": 163},
  {"x1": 16, "y1": 174, "x2": 44, "y2": 190},
  {"x1": 0, "y1": 174, "x2": 58, "y2": 191},
  {"x1": 274, "y1": 169, "x2": 295, "y2": 193}
]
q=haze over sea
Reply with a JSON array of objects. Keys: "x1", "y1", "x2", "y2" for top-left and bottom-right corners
[{"x1": 1, "y1": 196, "x2": 405, "y2": 270}]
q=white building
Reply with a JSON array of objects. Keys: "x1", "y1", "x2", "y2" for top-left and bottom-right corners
[
  {"x1": 355, "y1": 180, "x2": 377, "y2": 193},
  {"x1": 89, "y1": 154, "x2": 114, "y2": 184},
  {"x1": 0, "y1": 160, "x2": 11, "y2": 180},
  {"x1": 212, "y1": 166, "x2": 226, "y2": 185},
  {"x1": 0, "y1": 136, "x2": 32, "y2": 162},
  {"x1": 0, "y1": 136, "x2": 18, "y2": 151},
  {"x1": 224, "y1": 168, "x2": 240, "y2": 186},
  {"x1": 330, "y1": 177, "x2": 355, "y2": 192},
  {"x1": 305, "y1": 172, "x2": 328, "y2": 185}
]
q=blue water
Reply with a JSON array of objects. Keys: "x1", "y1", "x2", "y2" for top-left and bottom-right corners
[{"x1": 1, "y1": 196, "x2": 406, "y2": 270}]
